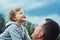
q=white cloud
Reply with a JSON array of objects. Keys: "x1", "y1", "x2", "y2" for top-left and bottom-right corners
[
  {"x1": 26, "y1": 14, "x2": 60, "y2": 25},
  {"x1": 0, "y1": 0, "x2": 59, "y2": 11},
  {"x1": 0, "y1": 0, "x2": 10, "y2": 4},
  {"x1": 24, "y1": 0, "x2": 59, "y2": 10}
]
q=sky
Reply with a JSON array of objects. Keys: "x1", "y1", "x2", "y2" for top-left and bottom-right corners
[{"x1": 0, "y1": 0, "x2": 60, "y2": 25}]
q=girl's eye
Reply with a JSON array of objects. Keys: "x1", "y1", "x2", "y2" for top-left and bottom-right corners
[
  {"x1": 19, "y1": 13, "x2": 22, "y2": 14},
  {"x1": 20, "y1": 12, "x2": 23, "y2": 15}
]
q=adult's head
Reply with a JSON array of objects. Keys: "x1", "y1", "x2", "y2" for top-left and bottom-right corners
[
  {"x1": 8, "y1": 8, "x2": 26, "y2": 22},
  {"x1": 31, "y1": 18, "x2": 59, "y2": 40}
]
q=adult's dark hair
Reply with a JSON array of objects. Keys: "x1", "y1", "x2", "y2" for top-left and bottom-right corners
[{"x1": 42, "y1": 18, "x2": 59, "y2": 40}]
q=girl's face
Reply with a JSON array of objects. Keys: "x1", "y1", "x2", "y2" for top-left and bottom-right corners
[{"x1": 14, "y1": 10, "x2": 26, "y2": 22}]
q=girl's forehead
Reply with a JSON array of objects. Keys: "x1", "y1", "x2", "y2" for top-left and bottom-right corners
[{"x1": 17, "y1": 10, "x2": 24, "y2": 13}]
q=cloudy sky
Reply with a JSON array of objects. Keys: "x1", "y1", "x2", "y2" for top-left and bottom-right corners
[{"x1": 0, "y1": 0, "x2": 60, "y2": 25}]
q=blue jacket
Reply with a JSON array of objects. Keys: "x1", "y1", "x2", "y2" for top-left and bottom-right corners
[{"x1": 0, "y1": 21, "x2": 31, "y2": 40}]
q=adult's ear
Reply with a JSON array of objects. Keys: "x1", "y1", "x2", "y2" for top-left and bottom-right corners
[{"x1": 38, "y1": 31, "x2": 44, "y2": 38}]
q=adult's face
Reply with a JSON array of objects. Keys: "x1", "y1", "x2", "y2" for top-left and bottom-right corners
[{"x1": 31, "y1": 20, "x2": 46, "y2": 40}]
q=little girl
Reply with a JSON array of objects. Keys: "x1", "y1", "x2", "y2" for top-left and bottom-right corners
[{"x1": 0, "y1": 8, "x2": 31, "y2": 40}]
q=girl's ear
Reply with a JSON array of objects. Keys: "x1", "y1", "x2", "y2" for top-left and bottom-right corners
[
  {"x1": 38, "y1": 31, "x2": 44, "y2": 38},
  {"x1": 12, "y1": 17, "x2": 16, "y2": 21}
]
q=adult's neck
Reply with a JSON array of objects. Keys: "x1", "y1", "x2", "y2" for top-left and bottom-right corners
[
  {"x1": 38, "y1": 37, "x2": 44, "y2": 40},
  {"x1": 32, "y1": 37, "x2": 44, "y2": 40}
]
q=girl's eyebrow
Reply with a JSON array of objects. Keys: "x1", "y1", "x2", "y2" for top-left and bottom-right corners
[{"x1": 17, "y1": 10, "x2": 22, "y2": 14}]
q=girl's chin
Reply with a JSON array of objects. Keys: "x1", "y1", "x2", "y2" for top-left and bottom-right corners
[{"x1": 21, "y1": 18, "x2": 26, "y2": 21}]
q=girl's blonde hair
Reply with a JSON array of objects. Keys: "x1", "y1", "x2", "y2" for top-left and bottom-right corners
[{"x1": 8, "y1": 8, "x2": 21, "y2": 21}]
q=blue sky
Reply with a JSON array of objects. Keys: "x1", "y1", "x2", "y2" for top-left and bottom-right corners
[{"x1": 0, "y1": 0, "x2": 60, "y2": 25}]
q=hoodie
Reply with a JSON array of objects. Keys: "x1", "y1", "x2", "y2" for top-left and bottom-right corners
[{"x1": 0, "y1": 21, "x2": 31, "y2": 40}]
